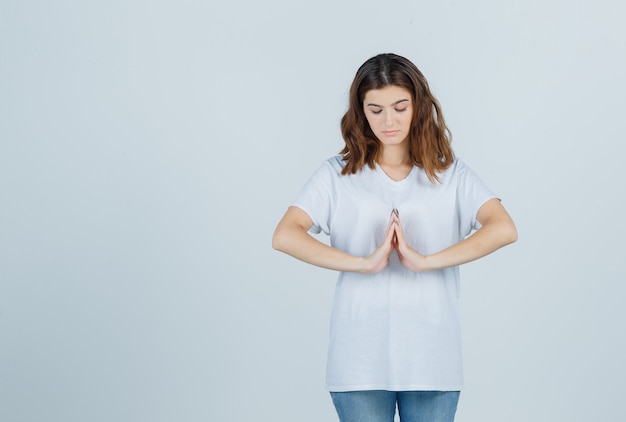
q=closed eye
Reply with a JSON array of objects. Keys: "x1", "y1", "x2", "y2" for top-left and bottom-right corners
[{"x1": 368, "y1": 107, "x2": 407, "y2": 115}]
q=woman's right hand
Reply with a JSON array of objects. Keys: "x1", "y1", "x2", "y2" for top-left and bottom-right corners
[
  {"x1": 359, "y1": 212, "x2": 397, "y2": 274},
  {"x1": 273, "y1": 206, "x2": 396, "y2": 274}
]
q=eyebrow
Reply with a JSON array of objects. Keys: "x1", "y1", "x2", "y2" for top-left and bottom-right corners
[{"x1": 366, "y1": 99, "x2": 410, "y2": 107}]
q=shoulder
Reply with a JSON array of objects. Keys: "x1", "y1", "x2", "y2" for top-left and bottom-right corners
[
  {"x1": 437, "y1": 157, "x2": 464, "y2": 181},
  {"x1": 324, "y1": 155, "x2": 347, "y2": 171},
  {"x1": 313, "y1": 155, "x2": 347, "y2": 178},
  {"x1": 301, "y1": 156, "x2": 346, "y2": 187},
  {"x1": 443, "y1": 157, "x2": 478, "y2": 176},
  {"x1": 437, "y1": 157, "x2": 485, "y2": 186}
]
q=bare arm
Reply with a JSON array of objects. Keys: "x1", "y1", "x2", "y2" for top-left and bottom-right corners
[
  {"x1": 272, "y1": 206, "x2": 396, "y2": 274},
  {"x1": 394, "y1": 198, "x2": 518, "y2": 272}
]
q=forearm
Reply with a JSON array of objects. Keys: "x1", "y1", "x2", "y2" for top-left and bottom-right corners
[
  {"x1": 421, "y1": 221, "x2": 517, "y2": 271},
  {"x1": 272, "y1": 225, "x2": 366, "y2": 273}
]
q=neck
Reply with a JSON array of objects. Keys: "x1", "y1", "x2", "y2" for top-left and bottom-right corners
[{"x1": 378, "y1": 144, "x2": 410, "y2": 167}]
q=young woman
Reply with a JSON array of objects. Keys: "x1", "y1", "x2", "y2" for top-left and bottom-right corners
[{"x1": 272, "y1": 53, "x2": 517, "y2": 422}]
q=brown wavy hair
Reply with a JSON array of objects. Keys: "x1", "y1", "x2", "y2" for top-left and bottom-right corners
[{"x1": 340, "y1": 53, "x2": 454, "y2": 183}]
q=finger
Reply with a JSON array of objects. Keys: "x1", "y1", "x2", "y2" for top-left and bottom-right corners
[
  {"x1": 385, "y1": 211, "x2": 398, "y2": 233},
  {"x1": 393, "y1": 215, "x2": 407, "y2": 246},
  {"x1": 383, "y1": 219, "x2": 397, "y2": 246},
  {"x1": 383, "y1": 210, "x2": 401, "y2": 250}
]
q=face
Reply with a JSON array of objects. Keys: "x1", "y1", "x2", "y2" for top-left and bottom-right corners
[{"x1": 362, "y1": 85, "x2": 413, "y2": 147}]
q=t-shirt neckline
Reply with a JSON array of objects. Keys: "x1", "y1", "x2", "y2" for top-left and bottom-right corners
[{"x1": 374, "y1": 162, "x2": 417, "y2": 186}]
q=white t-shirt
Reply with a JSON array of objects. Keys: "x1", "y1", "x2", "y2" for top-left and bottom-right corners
[{"x1": 293, "y1": 156, "x2": 497, "y2": 392}]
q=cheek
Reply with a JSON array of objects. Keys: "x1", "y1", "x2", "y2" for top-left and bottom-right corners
[
  {"x1": 403, "y1": 114, "x2": 413, "y2": 127},
  {"x1": 364, "y1": 115, "x2": 377, "y2": 130}
]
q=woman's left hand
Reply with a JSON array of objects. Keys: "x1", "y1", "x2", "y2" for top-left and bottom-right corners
[{"x1": 391, "y1": 198, "x2": 517, "y2": 272}]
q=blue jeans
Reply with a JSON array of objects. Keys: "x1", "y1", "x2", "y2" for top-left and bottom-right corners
[{"x1": 330, "y1": 390, "x2": 460, "y2": 422}]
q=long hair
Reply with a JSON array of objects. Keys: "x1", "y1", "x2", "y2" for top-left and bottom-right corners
[{"x1": 340, "y1": 53, "x2": 454, "y2": 183}]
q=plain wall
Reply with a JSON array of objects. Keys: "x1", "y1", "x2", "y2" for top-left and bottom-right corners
[{"x1": 1, "y1": 0, "x2": 625, "y2": 421}]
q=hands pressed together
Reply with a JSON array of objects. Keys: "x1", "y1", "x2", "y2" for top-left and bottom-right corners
[
  {"x1": 362, "y1": 208, "x2": 428, "y2": 274},
  {"x1": 273, "y1": 199, "x2": 516, "y2": 275}
]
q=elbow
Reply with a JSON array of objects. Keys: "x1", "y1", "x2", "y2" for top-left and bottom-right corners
[
  {"x1": 272, "y1": 227, "x2": 287, "y2": 252},
  {"x1": 486, "y1": 219, "x2": 517, "y2": 248},
  {"x1": 503, "y1": 222, "x2": 518, "y2": 245},
  {"x1": 271, "y1": 230, "x2": 282, "y2": 251}
]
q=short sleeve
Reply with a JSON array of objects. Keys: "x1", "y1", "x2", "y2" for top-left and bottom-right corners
[
  {"x1": 455, "y1": 159, "x2": 498, "y2": 237},
  {"x1": 292, "y1": 160, "x2": 337, "y2": 235}
]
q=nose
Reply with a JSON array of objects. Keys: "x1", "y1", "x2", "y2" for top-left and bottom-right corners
[{"x1": 385, "y1": 110, "x2": 393, "y2": 125}]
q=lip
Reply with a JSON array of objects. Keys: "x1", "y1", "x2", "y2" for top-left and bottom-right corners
[{"x1": 382, "y1": 130, "x2": 400, "y2": 136}]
